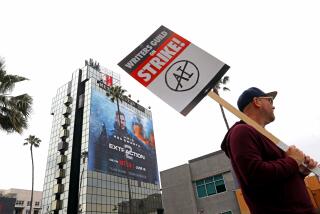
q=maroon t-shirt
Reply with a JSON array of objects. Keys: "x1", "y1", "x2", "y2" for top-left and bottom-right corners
[{"x1": 221, "y1": 121, "x2": 315, "y2": 214}]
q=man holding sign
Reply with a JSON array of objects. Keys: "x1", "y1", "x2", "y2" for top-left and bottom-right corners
[
  {"x1": 221, "y1": 87, "x2": 318, "y2": 214},
  {"x1": 119, "y1": 26, "x2": 319, "y2": 212}
]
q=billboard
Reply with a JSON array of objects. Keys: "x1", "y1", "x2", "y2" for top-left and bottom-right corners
[
  {"x1": 88, "y1": 88, "x2": 159, "y2": 185},
  {"x1": 118, "y1": 25, "x2": 229, "y2": 115}
]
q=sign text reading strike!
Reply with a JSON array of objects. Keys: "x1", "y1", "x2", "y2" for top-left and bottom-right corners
[{"x1": 131, "y1": 35, "x2": 190, "y2": 86}]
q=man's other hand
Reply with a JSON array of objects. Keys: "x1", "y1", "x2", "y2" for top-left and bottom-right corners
[
  {"x1": 286, "y1": 145, "x2": 305, "y2": 166},
  {"x1": 299, "y1": 155, "x2": 318, "y2": 176}
]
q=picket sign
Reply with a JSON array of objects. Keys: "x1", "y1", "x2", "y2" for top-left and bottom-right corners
[
  {"x1": 118, "y1": 25, "x2": 229, "y2": 116},
  {"x1": 118, "y1": 25, "x2": 319, "y2": 177},
  {"x1": 207, "y1": 91, "x2": 320, "y2": 177}
]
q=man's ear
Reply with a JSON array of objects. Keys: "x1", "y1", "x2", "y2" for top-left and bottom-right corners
[{"x1": 252, "y1": 97, "x2": 262, "y2": 108}]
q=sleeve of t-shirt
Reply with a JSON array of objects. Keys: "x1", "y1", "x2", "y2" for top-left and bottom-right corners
[{"x1": 229, "y1": 125, "x2": 299, "y2": 187}]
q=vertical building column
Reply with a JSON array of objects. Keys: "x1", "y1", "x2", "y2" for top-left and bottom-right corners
[
  {"x1": 52, "y1": 93, "x2": 72, "y2": 213},
  {"x1": 67, "y1": 69, "x2": 85, "y2": 214}
]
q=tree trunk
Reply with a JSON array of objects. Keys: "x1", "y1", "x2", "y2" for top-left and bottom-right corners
[
  {"x1": 116, "y1": 99, "x2": 132, "y2": 214},
  {"x1": 213, "y1": 89, "x2": 230, "y2": 130},
  {"x1": 78, "y1": 166, "x2": 84, "y2": 213},
  {"x1": 219, "y1": 103, "x2": 230, "y2": 130},
  {"x1": 30, "y1": 145, "x2": 34, "y2": 214}
]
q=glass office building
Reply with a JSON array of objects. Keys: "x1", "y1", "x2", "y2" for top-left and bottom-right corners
[{"x1": 41, "y1": 63, "x2": 161, "y2": 214}]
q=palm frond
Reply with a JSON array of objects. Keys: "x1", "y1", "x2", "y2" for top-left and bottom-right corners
[
  {"x1": 107, "y1": 85, "x2": 127, "y2": 102},
  {"x1": 0, "y1": 108, "x2": 27, "y2": 133},
  {"x1": 213, "y1": 75, "x2": 230, "y2": 93},
  {"x1": 0, "y1": 93, "x2": 32, "y2": 133},
  {"x1": 10, "y1": 94, "x2": 33, "y2": 116},
  {"x1": 24, "y1": 135, "x2": 41, "y2": 146},
  {"x1": 0, "y1": 58, "x2": 5, "y2": 71},
  {"x1": 223, "y1": 87, "x2": 230, "y2": 91},
  {"x1": 0, "y1": 94, "x2": 9, "y2": 107},
  {"x1": 0, "y1": 58, "x2": 32, "y2": 134},
  {"x1": 0, "y1": 73, "x2": 28, "y2": 94},
  {"x1": 222, "y1": 76, "x2": 229, "y2": 84}
]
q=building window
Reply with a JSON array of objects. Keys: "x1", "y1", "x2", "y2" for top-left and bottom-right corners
[
  {"x1": 220, "y1": 211, "x2": 232, "y2": 214},
  {"x1": 195, "y1": 174, "x2": 226, "y2": 198},
  {"x1": 27, "y1": 201, "x2": 31, "y2": 206},
  {"x1": 15, "y1": 200, "x2": 24, "y2": 205},
  {"x1": 35, "y1": 201, "x2": 40, "y2": 206}
]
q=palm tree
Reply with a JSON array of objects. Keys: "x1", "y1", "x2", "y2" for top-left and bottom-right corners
[
  {"x1": 85, "y1": 58, "x2": 100, "y2": 71},
  {"x1": 0, "y1": 57, "x2": 33, "y2": 134},
  {"x1": 24, "y1": 135, "x2": 41, "y2": 214},
  {"x1": 78, "y1": 151, "x2": 88, "y2": 214},
  {"x1": 213, "y1": 76, "x2": 230, "y2": 130},
  {"x1": 106, "y1": 85, "x2": 133, "y2": 214}
]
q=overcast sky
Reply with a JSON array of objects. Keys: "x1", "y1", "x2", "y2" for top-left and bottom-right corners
[{"x1": 1, "y1": 0, "x2": 320, "y2": 191}]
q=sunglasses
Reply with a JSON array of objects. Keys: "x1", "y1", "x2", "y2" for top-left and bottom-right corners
[{"x1": 258, "y1": 96, "x2": 274, "y2": 104}]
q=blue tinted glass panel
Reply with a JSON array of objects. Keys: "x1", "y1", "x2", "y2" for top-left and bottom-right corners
[
  {"x1": 196, "y1": 180, "x2": 204, "y2": 186},
  {"x1": 214, "y1": 174, "x2": 223, "y2": 181},
  {"x1": 197, "y1": 185, "x2": 207, "y2": 198},
  {"x1": 204, "y1": 177, "x2": 213, "y2": 183},
  {"x1": 206, "y1": 183, "x2": 216, "y2": 195}
]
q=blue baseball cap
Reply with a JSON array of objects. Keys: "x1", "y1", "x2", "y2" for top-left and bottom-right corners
[{"x1": 237, "y1": 87, "x2": 277, "y2": 112}]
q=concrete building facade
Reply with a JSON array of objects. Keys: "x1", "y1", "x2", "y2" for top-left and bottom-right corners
[
  {"x1": 0, "y1": 188, "x2": 42, "y2": 214},
  {"x1": 160, "y1": 150, "x2": 240, "y2": 214}
]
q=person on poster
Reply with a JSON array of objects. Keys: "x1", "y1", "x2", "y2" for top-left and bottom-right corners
[
  {"x1": 111, "y1": 111, "x2": 132, "y2": 139},
  {"x1": 221, "y1": 87, "x2": 318, "y2": 214},
  {"x1": 108, "y1": 110, "x2": 139, "y2": 164},
  {"x1": 109, "y1": 112, "x2": 148, "y2": 152}
]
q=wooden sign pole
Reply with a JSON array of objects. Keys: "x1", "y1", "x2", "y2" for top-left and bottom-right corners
[{"x1": 207, "y1": 91, "x2": 320, "y2": 176}]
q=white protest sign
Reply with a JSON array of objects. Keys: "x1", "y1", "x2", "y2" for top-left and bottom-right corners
[{"x1": 118, "y1": 25, "x2": 230, "y2": 116}]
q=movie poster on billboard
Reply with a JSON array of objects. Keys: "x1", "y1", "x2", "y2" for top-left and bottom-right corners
[
  {"x1": 88, "y1": 88, "x2": 159, "y2": 185},
  {"x1": 118, "y1": 25, "x2": 230, "y2": 115}
]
